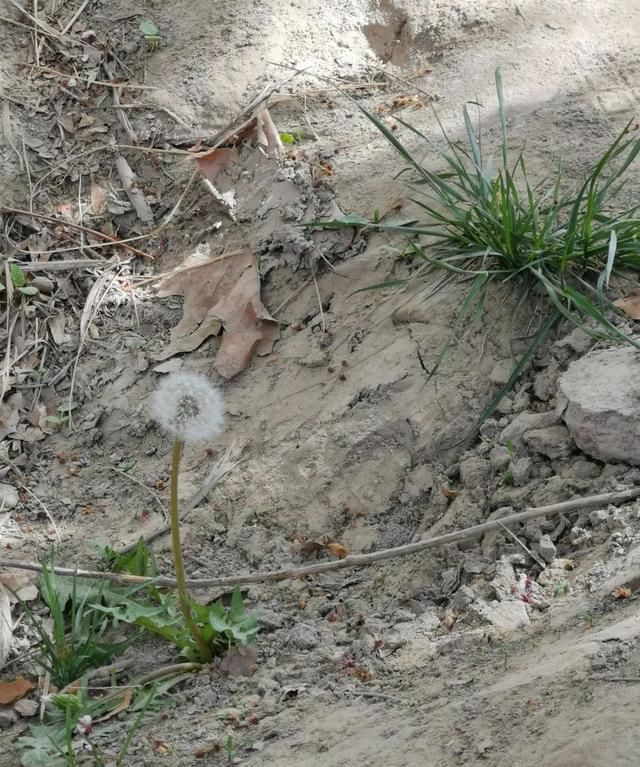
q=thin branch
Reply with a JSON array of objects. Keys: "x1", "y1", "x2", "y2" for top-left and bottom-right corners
[
  {"x1": 0, "y1": 207, "x2": 154, "y2": 259},
  {"x1": 2, "y1": 487, "x2": 639, "y2": 589}
]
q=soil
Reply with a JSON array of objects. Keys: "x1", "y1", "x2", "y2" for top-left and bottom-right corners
[{"x1": 2, "y1": 0, "x2": 640, "y2": 765}]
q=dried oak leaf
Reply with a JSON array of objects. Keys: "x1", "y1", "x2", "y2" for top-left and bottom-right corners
[
  {"x1": 0, "y1": 677, "x2": 33, "y2": 705},
  {"x1": 612, "y1": 586, "x2": 632, "y2": 600},
  {"x1": 154, "y1": 248, "x2": 279, "y2": 378},
  {"x1": 614, "y1": 289, "x2": 640, "y2": 320}
]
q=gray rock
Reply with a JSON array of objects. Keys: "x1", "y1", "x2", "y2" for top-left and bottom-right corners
[
  {"x1": 537, "y1": 534, "x2": 556, "y2": 564},
  {"x1": 491, "y1": 559, "x2": 517, "y2": 601},
  {"x1": 489, "y1": 446, "x2": 511, "y2": 472},
  {"x1": 450, "y1": 585, "x2": 475, "y2": 611},
  {"x1": 459, "y1": 456, "x2": 492, "y2": 489},
  {"x1": 13, "y1": 698, "x2": 38, "y2": 717},
  {"x1": 559, "y1": 347, "x2": 640, "y2": 465},
  {"x1": 490, "y1": 360, "x2": 513, "y2": 386},
  {"x1": 0, "y1": 706, "x2": 17, "y2": 729},
  {"x1": 589, "y1": 509, "x2": 609, "y2": 526},
  {"x1": 512, "y1": 388, "x2": 532, "y2": 413},
  {"x1": 499, "y1": 411, "x2": 561, "y2": 450},
  {"x1": 511, "y1": 457, "x2": 534, "y2": 486},
  {"x1": 552, "y1": 327, "x2": 593, "y2": 360},
  {"x1": 288, "y1": 623, "x2": 321, "y2": 650},
  {"x1": 258, "y1": 610, "x2": 284, "y2": 631},
  {"x1": 533, "y1": 360, "x2": 561, "y2": 401},
  {"x1": 0, "y1": 483, "x2": 18, "y2": 510},
  {"x1": 524, "y1": 425, "x2": 574, "y2": 459},
  {"x1": 472, "y1": 599, "x2": 530, "y2": 631}
]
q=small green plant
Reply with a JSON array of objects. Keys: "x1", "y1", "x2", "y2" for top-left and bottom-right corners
[
  {"x1": 139, "y1": 19, "x2": 162, "y2": 50},
  {"x1": 279, "y1": 129, "x2": 305, "y2": 145},
  {"x1": 501, "y1": 471, "x2": 514, "y2": 487},
  {"x1": 313, "y1": 69, "x2": 640, "y2": 420},
  {"x1": 19, "y1": 678, "x2": 161, "y2": 767},
  {"x1": 21, "y1": 563, "x2": 133, "y2": 687},
  {"x1": 225, "y1": 734, "x2": 236, "y2": 762},
  {"x1": 4, "y1": 263, "x2": 39, "y2": 298},
  {"x1": 101, "y1": 536, "x2": 158, "y2": 577}
]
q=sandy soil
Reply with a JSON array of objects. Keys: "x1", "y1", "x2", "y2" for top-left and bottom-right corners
[{"x1": 2, "y1": 0, "x2": 640, "y2": 765}]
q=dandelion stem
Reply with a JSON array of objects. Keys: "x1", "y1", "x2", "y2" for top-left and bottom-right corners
[{"x1": 170, "y1": 438, "x2": 211, "y2": 662}]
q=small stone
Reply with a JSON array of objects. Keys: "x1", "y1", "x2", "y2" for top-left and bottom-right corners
[
  {"x1": 473, "y1": 599, "x2": 530, "y2": 631},
  {"x1": 511, "y1": 458, "x2": 533, "y2": 486},
  {"x1": 489, "y1": 446, "x2": 511, "y2": 472},
  {"x1": 288, "y1": 623, "x2": 320, "y2": 650},
  {"x1": 258, "y1": 610, "x2": 284, "y2": 631},
  {"x1": 499, "y1": 411, "x2": 560, "y2": 450},
  {"x1": 450, "y1": 585, "x2": 475, "y2": 611},
  {"x1": 479, "y1": 419, "x2": 500, "y2": 440},
  {"x1": 589, "y1": 509, "x2": 609, "y2": 527},
  {"x1": 15, "y1": 585, "x2": 38, "y2": 602},
  {"x1": 524, "y1": 425, "x2": 574, "y2": 460},
  {"x1": 512, "y1": 388, "x2": 532, "y2": 412},
  {"x1": 13, "y1": 698, "x2": 38, "y2": 717},
  {"x1": 0, "y1": 484, "x2": 18, "y2": 510},
  {"x1": 0, "y1": 706, "x2": 17, "y2": 729},
  {"x1": 496, "y1": 396, "x2": 513, "y2": 415},
  {"x1": 491, "y1": 559, "x2": 517, "y2": 601},
  {"x1": 459, "y1": 456, "x2": 492, "y2": 489},
  {"x1": 537, "y1": 534, "x2": 556, "y2": 564}
]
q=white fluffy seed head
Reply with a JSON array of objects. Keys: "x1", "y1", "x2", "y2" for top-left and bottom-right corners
[{"x1": 150, "y1": 372, "x2": 224, "y2": 443}]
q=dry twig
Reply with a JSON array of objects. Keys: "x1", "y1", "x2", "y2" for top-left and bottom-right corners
[{"x1": 2, "y1": 488, "x2": 639, "y2": 589}]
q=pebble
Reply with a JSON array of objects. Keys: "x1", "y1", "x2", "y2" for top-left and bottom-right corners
[
  {"x1": 589, "y1": 509, "x2": 609, "y2": 527},
  {"x1": 13, "y1": 698, "x2": 38, "y2": 717},
  {"x1": 537, "y1": 534, "x2": 557, "y2": 564},
  {"x1": 0, "y1": 706, "x2": 17, "y2": 729},
  {"x1": 288, "y1": 623, "x2": 321, "y2": 650}
]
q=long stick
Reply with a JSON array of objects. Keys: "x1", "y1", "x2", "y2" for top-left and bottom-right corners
[{"x1": 2, "y1": 487, "x2": 639, "y2": 589}]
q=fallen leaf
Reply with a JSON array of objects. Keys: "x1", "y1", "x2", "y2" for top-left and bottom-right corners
[
  {"x1": 614, "y1": 290, "x2": 640, "y2": 320},
  {"x1": 220, "y1": 643, "x2": 258, "y2": 676},
  {"x1": 154, "y1": 247, "x2": 279, "y2": 378},
  {"x1": 94, "y1": 687, "x2": 133, "y2": 723},
  {"x1": 298, "y1": 540, "x2": 324, "y2": 559},
  {"x1": 0, "y1": 677, "x2": 33, "y2": 705},
  {"x1": 90, "y1": 179, "x2": 108, "y2": 215},
  {"x1": 441, "y1": 486, "x2": 459, "y2": 499},
  {"x1": 612, "y1": 586, "x2": 632, "y2": 600},
  {"x1": 326, "y1": 542, "x2": 349, "y2": 559},
  {"x1": 194, "y1": 147, "x2": 238, "y2": 182}
]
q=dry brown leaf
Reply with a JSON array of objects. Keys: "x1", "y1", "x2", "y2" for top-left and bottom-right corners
[
  {"x1": 90, "y1": 179, "x2": 108, "y2": 216},
  {"x1": 441, "y1": 486, "x2": 459, "y2": 499},
  {"x1": 154, "y1": 248, "x2": 279, "y2": 378},
  {"x1": 194, "y1": 147, "x2": 238, "y2": 181},
  {"x1": 94, "y1": 687, "x2": 133, "y2": 723},
  {"x1": 220, "y1": 643, "x2": 258, "y2": 676},
  {"x1": 0, "y1": 677, "x2": 33, "y2": 705},
  {"x1": 298, "y1": 540, "x2": 325, "y2": 559},
  {"x1": 611, "y1": 586, "x2": 632, "y2": 600},
  {"x1": 326, "y1": 542, "x2": 349, "y2": 559},
  {"x1": 614, "y1": 289, "x2": 640, "y2": 320}
]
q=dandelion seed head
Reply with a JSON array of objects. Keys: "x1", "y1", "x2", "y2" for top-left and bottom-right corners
[{"x1": 151, "y1": 372, "x2": 224, "y2": 443}]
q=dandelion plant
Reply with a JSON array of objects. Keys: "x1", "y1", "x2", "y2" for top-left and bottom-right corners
[{"x1": 150, "y1": 372, "x2": 225, "y2": 661}]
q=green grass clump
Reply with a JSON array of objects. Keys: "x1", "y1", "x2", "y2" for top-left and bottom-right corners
[{"x1": 315, "y1": 69, "x2": 640, "y2": 420}]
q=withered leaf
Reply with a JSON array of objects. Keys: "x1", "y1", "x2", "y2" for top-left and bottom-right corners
[
  {"x1": 611, "y1": 586, "x2": 632, "y2": 600},
  {"x1": 194, "y1": 147, "x2": 238, "y2": 182},
  {"x1": 614, "y1": 289, "x2": 640, "y2": 320},
  {"x1": 154, "y1": 247, "x2": 279, "y2": 379},
  {"x1": 325, "y1": 542, "x2": 349, "y2": 559},
  {"x1": 94, "y1": 687, "x2": 133, "y2": 723},
  {"x1": 220, "y1": 643, "x2": 258, "y2": 676},
  {"x1": 0, "y1": 677, "x2": 33, "y2": 705}
]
